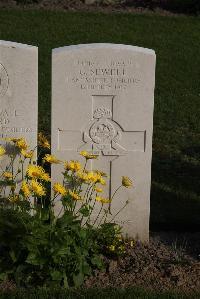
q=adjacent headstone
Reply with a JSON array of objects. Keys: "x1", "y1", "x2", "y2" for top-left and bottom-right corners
[
  {"x1": 0, "y1": 41, "x2": 38, "y2": 171},
  {"x1": 52, "y1": 43, "x2": 156, "y2": 241}
]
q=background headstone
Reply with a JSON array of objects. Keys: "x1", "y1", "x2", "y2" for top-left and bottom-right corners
[
  {"x1": 0, "y1": 41, "x2": 38, "y2": 174},
  {"x1": 52, "y1": 44, "x2": 156, "y2": 241}
]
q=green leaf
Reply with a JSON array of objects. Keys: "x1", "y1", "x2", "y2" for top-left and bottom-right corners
[
  {"x1": 91, "y1": 255, "x2": 103, "y2": 269},
  {"x1": 40, "y1": 209, "x2": 50, "y2": 221},
  {"x1": 73, "y1": 272, "x2": 84, "y2": 287},
  {"x1": 62, "y1": 194, "x2": 73, "y2": 208},
  {"x1": 26, "y1": 253, "x2": 42, "y2": 266},
  {"x1": 57, "y1": 211, "x2": 76, "y2": 228},
  {"x1": 0, "y1": 180, "x2": 15, "y2": 186},
  {"x1": 9, "y1": 250, "x2": 17, "y2": 262},
  {"x1": 79, "y1": 229, "x2": 87, "y2": 239},
  {"x1": 79, "y1": 204, "x2": 90, "y2": 217},
  {"x1": 51, "y1": 270, "x2": 63, "y2": 281},
  {"x1": 63, "y1": 272, "x2": 69, "y2": 289},
  {"x1": 0, "y1": 272, "x2": 8, "y2": 281},
  {"x1": 57, "y1": 247, "x2": 69, "y2": 256},
  {"x1": 81, "y1": 260, "x2": 91, "y2": 276}
]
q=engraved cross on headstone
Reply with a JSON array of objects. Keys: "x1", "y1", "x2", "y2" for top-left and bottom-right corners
[{"x1": 58, "y1": 95, "x2": 146, "y2": 198}]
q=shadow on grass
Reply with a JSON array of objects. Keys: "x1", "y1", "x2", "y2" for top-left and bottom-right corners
[
  {"x1": 182, "y1": 146, "x2": 200, "y2": 161},
  {"x1": 150, "y1": 147, "x2": 200, "y2": 231}
]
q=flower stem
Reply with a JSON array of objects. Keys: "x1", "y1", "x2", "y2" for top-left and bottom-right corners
[
  {"x1": 93, "y1": 204, "x2": 103, "y2": 226},
  {"x1": 110, "y1": 201, "x2": 129, "y2": 222},
  {"x1": 109, "y1": 184, "x2": 122, "y2": 214}
]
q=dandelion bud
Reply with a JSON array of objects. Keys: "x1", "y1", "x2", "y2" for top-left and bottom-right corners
[{"x1": 122, "y1": 176, "x2": 133, "y2": 188}]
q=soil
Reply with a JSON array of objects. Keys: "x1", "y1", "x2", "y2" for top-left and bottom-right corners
[
  {"x1": 0, "y1": 0, "x2": 186, "y2": 16},
  {"x1": 0, "y1": 232, "x2": 199, "y2": 293},
  {"x1": 84, "y1": 232, "x2": 200, "y2": 293}
]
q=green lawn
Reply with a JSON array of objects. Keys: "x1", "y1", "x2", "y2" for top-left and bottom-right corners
[
  {"x1": 0, "y1": 9, "x2": 200, "y2": 230},
  {"x1": 0, "y1": 288, "x2": 199, "y2": 299}
]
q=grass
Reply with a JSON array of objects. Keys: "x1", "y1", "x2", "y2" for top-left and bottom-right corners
[
  {"x1": 0, "y1": 288, "x2": 199, "y2": 299},
  {"x1": 0, "y1": 9, "x2": 199, "y2": 230}
]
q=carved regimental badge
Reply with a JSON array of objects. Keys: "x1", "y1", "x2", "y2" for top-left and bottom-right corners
[
  {"x1": 85, "y1": 106, "x2": 126, "y2": 156},
  {"x1": 0, "y1": 64, "x2": 9, "y2": 97}
]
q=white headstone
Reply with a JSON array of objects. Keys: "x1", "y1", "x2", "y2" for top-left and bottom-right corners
[
  {"x1": 0, "y1": 41, "x2": 38, "y2": 172},
  {"x1": 52, "y1": 44, "x2": 156, "y2": 241}
]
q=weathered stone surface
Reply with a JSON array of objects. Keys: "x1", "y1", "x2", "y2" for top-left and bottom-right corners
[
  {"x1": 0, "y1": 41, "x2": 38, "y2": 172},
  {"x1": 52, "y1": 43, "x2": 156, "y2": 241}
]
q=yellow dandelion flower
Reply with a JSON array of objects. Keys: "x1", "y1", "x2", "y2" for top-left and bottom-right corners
[
  {"x1": 101, "y1": 198, "x2": 111, "y2": 204},
  {"x1": 3, "y1": 172, "x2": 13, "y2": 180},
  {"x1": 30, "y1": 180, "x2": 46, "y2": 197},
  {"x1": 93, "y1": 186, "x2": 103, "y2": 193},
  {"x1": 0, "y1": 146, "x2": 6, "y2": 156},
  {"x1": 122, "y1": 176, "x2": 133, "y2": 188},
  {"x1": 43, "y1": 154, "x2": 61, "y2": 164},
  {"x1": 20, "y1": 181, "x2": 31, "y2": 198},
  {"x1": 88, "y1": 172, "x2": 100, "y2": 183},
  {"x1": 53, "y1": 183, "x2": 67, "y2": 196},
  {"x1": 95, "y1": 196, "x2": 102, "y2": 202},
  {"x1": 77, "y1": 171, "x2": 90, "y2": 183},
  {"x1": 64, "y1": 160, "x2": 81, "y2": 172},
  {"x1": 99, "y1": 177, "x2": 106, "y2": 185},
  {"x1": 79, "y1": 150, "x2": 88, "y2": 157},
  {"x1": 108, "y1": 245, "x2": 115, "y2": 252},
  {"x1": 95, "y1": 196, "x2": 111, "y2": 204},
  {"x1": 94, "y1": 170, "x2": 107, "y2": 177},
  {"x1": 38, "y1": 132, "x2": 50, "y2": 149},
  {"x1": 86, "y1": 171, "x2": 97, "y2": 183},
  {"x1": 85, "y1": 172, "x2": 106, "y2": 185},
  {"x1": 95, "y1": 173, "x2": 103, "y2": 183},
  {"x1": 71, "y1": 160, "x2": 82, "y2": 172},
  {"x1": 118, "y1": 245, "x2": 125, "y2": 253},
  {"x1": 69, "y1": 190, "x2": 82, "y2": 201},
  {"x1": 15, "y1": 138, "x2": 28, "y2": 150},
  {"x1": 8, "y1": 194, "x2": 20, "y2": 203},
  {"x1": 64, "y1": 161, "x2": 70, "y2": 171},
  {"x1": 27, "y1": 165, "x2": 50, "y2": 181},
  {"x1": 41, "y1": 172, "x2": 51, "y2": 182},
  {"x1": 27, "y1": 164, "x2": 44, "y2": 179},
  {"x1": 21, "y1": 149, "x2": 34, "y2": 159},
  {"x1": 80, "y1": 150, "x2": 98, "y2": 160}
]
